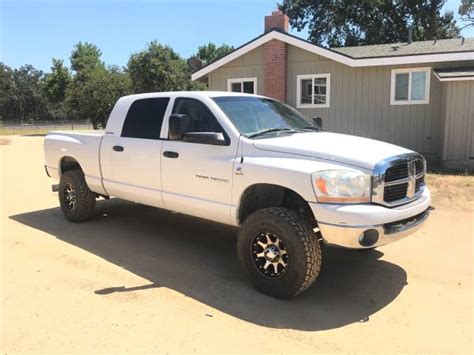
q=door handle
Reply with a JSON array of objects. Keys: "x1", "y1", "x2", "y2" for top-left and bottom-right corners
[
  {"x1": 163, "y1": 151, "x2": 179, "y2": 158},
  {"x1": 113, "y1": 145, "x2": 124, "y2": 152}
]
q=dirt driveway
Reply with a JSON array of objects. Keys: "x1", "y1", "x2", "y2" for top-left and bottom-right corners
[{"x1": 1, "y1": 136, "x2": 473, "y2": 353}]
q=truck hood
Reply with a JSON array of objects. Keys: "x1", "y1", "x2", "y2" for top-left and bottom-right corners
[{"x1": 252, "y1": 132, "x2": 412, "y2": 171}]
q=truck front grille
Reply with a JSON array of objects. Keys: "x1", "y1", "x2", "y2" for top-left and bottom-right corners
[
  {"x1": 384, "y1": 183, "x2": 408, "y2": 202},
  {"x1": 415, "y1": 160, "x2": 424, "y2": 175},
  {"x1": 415, "y1": 175, "x2": 424, "y2": 192},
  {"x1": 373, "y1": 153, "x2": 426, "y2": 207},
  {"x1": 385, "y1": 163, "x2": 408, "y2": 182}
]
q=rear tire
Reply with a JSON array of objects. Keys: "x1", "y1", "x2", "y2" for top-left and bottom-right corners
[
  {"x1": 59, "y1": 170, "x2": 96, "y2": 222},
  {"x1": 237, "y1": 207, "x2": 322, "y2": 298}
]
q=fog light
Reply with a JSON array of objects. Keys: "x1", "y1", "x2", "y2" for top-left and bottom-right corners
[{"x1": 358, "y1": 229, "x2": 379, "y2": 247}]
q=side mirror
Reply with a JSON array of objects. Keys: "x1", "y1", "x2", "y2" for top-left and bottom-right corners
[
  {"x1": 183, "y1": 132, "x2": 226, "y2": 145},
  {"x1": 312, "y1": 116, "x2": 323, "y2": 128},
  {"x1": 169, "y1": 114, "x2": 190, "y2": 140}
]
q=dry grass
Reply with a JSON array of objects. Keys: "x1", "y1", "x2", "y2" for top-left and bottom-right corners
[
  {"x1": 0, "y1": 123, "x2": 93, "y2": 136},
  {"x1": 426, "y1": 173, "x2": 474, "y2": 210},
  {"x1": 0, "y1": 127, "x2": 50, "y2": 136}
]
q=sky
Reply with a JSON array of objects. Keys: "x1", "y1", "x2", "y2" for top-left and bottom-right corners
[{"x1": 1, "y1": 0, "x2": 472, "y2": 72}]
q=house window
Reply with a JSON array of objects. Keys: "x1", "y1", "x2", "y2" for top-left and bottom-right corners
[
  {"x1": 390, "y1": 67, "x2": 431, "y2": 105},
  {"x1": 227, "y1": 78, "x2": 257, "y2": 94},
  {"x1": 296, "y1": 74, "x2": 330, "y2": 108}
]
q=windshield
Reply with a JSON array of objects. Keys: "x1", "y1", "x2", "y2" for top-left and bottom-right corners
[{"x1": 212, "y1": 96, "x2": 317, "y2": 138}]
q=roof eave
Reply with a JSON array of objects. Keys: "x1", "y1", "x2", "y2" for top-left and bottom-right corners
[
  {"x1": 191, "y1": 31, "x2": 474, "y2": 81},
  {"x1": 191, "y1": 30, "x2": 354, "y2": 80}
]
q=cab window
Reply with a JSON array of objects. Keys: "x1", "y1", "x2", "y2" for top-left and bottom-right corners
[
  {"x1": 121, "y1": 98, "x2": 170, "y2": 139},
  {"x1": 172, "y1": 98, "x2": 223, "y2": 133}
]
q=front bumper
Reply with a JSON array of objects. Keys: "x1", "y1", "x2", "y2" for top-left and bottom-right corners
[{"x1": 309, "y1": 187, "x2": 431, "y2": 249}]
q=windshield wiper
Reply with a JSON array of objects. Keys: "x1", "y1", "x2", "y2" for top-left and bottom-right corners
[
  {"x1": 248, "y1": 128, "x2": 295, "y2": 138},
  {"x1": 298, "y1": 126, "x2": 324, "y2": 132}
]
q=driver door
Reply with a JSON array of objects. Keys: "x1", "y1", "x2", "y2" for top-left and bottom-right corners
[{"x1": 161, "y1": 97, "x2": 238, "y2": 224}]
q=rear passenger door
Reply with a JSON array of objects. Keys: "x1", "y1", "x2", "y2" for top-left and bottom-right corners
[{"x1": 101, "y1": 97, "x2": 170, "y2": 208}]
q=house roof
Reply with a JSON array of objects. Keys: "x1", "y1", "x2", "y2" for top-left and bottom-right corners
[
  {"x1": 191, "y1": 30, "x2": 474, "y2": 81},
  {"x1": 332, "y1": 38, "x2": 474, "y2": 59},
  {"x1": 434, "y1": 66, "x2": 474, "y2": 81}
]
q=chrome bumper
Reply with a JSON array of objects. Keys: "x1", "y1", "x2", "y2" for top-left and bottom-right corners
[
  {"x1": 309, "y1": 187, "x2": 432, "y2": 249},
  {"x1": 318, "y1": 208, "x2": 430, "y2": 249}
]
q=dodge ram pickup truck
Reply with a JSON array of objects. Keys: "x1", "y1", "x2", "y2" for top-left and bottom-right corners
[{"x1": 44, "y1": 91, "x2": 431, "y2": 298}]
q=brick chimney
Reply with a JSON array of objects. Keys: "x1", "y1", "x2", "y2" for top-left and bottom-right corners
[
  {"x1": 263, "y1": 10, "x2": 289, "y2": 102},
  {"x1": 264, "y1": 10, "x2": 289, "y2": 33}
]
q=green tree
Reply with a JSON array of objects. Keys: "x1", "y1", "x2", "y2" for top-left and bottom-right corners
[
  {"x1": 14, "y1": 65, "x2": 48, "y2": 121},
  {"x1": 70, "y1": 42, "x2": 104, "y2": 73},
  {"x1": 280, "y1": 0, "x2": 460, "y2": 46},
  {"x1": 196, "y1": 43, "x2": 234, "y2": 64},
  {"x1": 459, "y1": 0, "x2": 474, "y2": 29},
  {"x1": 43, "y1": 59, "x2": 71, "y2": 120},
  {"x1": 188, "y1": 80, "x2": 208, "y2": 91},
  {"x1": 67, "y1": 42, "x2": 131, "y2": 128},
  {"x1": 0, "y1": 63, "x2": 17, "y2": 121},
  {"x1": 43, "y1": 59, "x2": 71, "y2": 103},
  {"x1": 66, "y1": 66, "x2": 131, "y2": 129},
  {"x1": 127, "y1": 41, "x2": 193, "y2": 93},
  {"x1": 0, "y1": 64, "x2": 48, "y2": 122}
]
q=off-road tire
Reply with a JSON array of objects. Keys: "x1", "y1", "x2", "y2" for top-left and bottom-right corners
[
  {"x1": 59, "y1": 170, "x2": 96, "y2": 222},
  {"x1": 237, "y1": 207, "x2": 322, "y2": 298}
]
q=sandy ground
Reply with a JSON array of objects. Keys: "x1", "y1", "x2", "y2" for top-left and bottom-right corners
[{"x1": 1, "y1": 136, "x2": 473, "y2": 353}]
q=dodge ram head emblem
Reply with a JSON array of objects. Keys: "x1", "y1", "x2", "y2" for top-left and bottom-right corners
[{"x1": 406, "y1": 160, "x2": 417, "y2": 198}]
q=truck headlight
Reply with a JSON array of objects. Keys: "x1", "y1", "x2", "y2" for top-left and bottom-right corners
[{"x1": 312, "y1": 170, "x2": 371, "y2": 204}]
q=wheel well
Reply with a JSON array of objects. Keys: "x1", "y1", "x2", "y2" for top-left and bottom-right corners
[
  {"x1": 238, "y1": 184, "x2": 317, "y2": 227},
  {"x1": 60, "y1": 156, "x2": 82, "y2": 175}
]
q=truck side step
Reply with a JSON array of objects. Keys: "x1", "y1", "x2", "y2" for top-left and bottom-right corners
[{"x1": 52, "y1": 184, "x2": 59, "y2": 192}]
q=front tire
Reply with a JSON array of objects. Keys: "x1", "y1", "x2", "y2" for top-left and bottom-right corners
[
  {"x1": 237, "y1": 207, "x2": 322, "y2": 298},
  {"x1": 59, "y1": 170, "x2": 96, "y2": 222}
]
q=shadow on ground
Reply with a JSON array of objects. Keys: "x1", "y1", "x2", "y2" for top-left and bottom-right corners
[{"x1": 10, "y1": 199, "x2": 407, "y2": 331}]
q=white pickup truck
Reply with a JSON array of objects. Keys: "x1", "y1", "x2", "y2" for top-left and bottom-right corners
[{"x1": 44, "y1": 91, "x2": 431, "y2": 298}]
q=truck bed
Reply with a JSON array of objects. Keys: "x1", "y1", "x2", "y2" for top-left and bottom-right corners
[
  {"x1": 48, "y1": 129, "x2": 105, "y2": 136},
  {"x1": 44, "y1": 130, "x2": 106, "y2": 195}
]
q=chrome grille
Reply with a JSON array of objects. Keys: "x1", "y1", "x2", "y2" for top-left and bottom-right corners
[
  {"x1": 415, "y1": 175, "x2": 424, "y2": 192},
  {"x1": 384, "y1": 182, "x2": 408, "y2": 202},
  {"x1": 415, "y1": 160, "x2": 424, "y2": 175},
  {"x1": 372, "y1": 153, "x2": 426, "y2": 207},
  {"x1": 385, "y1": 163, "x2": 408, "y2": 182}
]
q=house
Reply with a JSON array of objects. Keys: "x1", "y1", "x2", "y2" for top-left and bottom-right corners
[{"x1": 191, "y1": 10, "x2": 474, "y2": 170}]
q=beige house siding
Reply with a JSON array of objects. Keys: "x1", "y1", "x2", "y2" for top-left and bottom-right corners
[
  {"x1": 208, "y1": 47, "x2": 264, "y2": 93},
  {"x1": 206, "y1": 43, "x2": 473, "y2": 165},
  {"x1": 440, "y1": 80, "x2": 474, "y2": 169},
  {"x1": 287, "y1": 45, "x2": 473, "y2": 159}
]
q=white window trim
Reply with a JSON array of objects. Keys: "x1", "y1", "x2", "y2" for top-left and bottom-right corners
[
  {"x1": 390, "y1": 67, "x2": 431, "y2": 105},
  {"x1": 296, "y1": 73, "x2": 331, "y2": 108},
  {"x1": 227, "y1": 77, "x2": 257, "y2": 94},
  {"x1": 434, "y1": 71, "x2": 474, "y2": 82}
]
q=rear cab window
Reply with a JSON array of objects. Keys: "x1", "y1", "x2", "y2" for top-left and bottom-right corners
[{"x1": 121, "y1": 98, "x2": 170, "y2": 139}]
